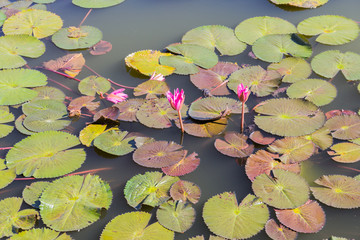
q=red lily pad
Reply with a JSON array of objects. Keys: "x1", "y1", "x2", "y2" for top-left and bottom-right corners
[
  {"x1": 115, "y1": 98, "x2": 145, "y2": 122},
  {"x1": 93, "y1": 106, "x2": 120, "y2": 122},
  {"x1": 162, "y1": 151, "x2": 200, "y2": 176},
  {"x1": 325, "y1": 109, "x2": 357, "y2": 119},
  {"x1": 324, "y1": 114, "x2": 360, "y2": 140},
  {"x1": 265, "y1": 219, "x2": 297, "y2": 240},
  {"x1": 43, "y1": 53, "x2": 85, "y2": 77},
  {"x1": 89, "y1": 40, "x2": 112, "y2": 55},
  {"x1": 133, "y1": 141, "x2": 187, "y2": 168},
  {"x1": 68, "y1": 96, "x2": 100, "y2": 117},
  {"x1": 170, "y1": 180, "x2": 201, "y2": 204},
  {"x1": 249, "y1": 131, "x2": 276, "y2": 145},
  {"x1": 327, "y1": 142, "x2": 360, "y2": 163},
  {"x1": 214, "y1": 132, "x2": 254, "y2": 158}
]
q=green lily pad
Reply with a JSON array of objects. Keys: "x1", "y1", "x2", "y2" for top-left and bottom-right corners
[
  {"x1": 3, "y1": 9, "x2": 63, "y2": 39},
  {"x1": 22, "y1": 99, "x2": 67, "y2": 116},
  {"x1": 252, "y1": 34, "x2": 312, "y2": 63},
  {"x1": 270, "y1": 0, "x2": 328, "y2": 8},
  {"x1": 166, "y1": 43, "x2": 218, "y2": 69},
  {"x1": 32, "y1": 86, "x2": 66, "y2": 101},
  {"x1": 0, "y1": 11, "x2": 6, "y2": 27},
  {"x1": 252, "y1": 169, "x2": 310, "y2": 209},
  {"x1": 227, "y1": 65, "x2": 281, "y2": 97},
  {"x1": 157, "y1": 200, "x2": 196, "y2": 233},
  {"x1": 275, "y1": 200, "x2": 326, "y2": 233},
  {"x1": 159, "y1": 55, "x2": 199, "y2": 75},
  {"x1": 125, "y1": 50, "x2": 175, "y2": 76},
  {"x1": 40, "y1": 174, "x2": 112, "y2": 231},
  {"x1": 94, "y1": 129, "x2": 135, "y2": 156},
  {"x1": 214, "y1": 131, "x2": 254, "y2": 158},
  {"x1": 9, "y1": 228, "x2": 72, "y2": 240},
  {"x1": 0, "y1": 108, "x2": 14, "y2": 138},
  {"x1": 235, "y1": 16, "x2": 296, "y2": 45},
  {"x1": 188, "y1": 97, "x2": 244, "y2": 121},
  {"x1": 203, "y1": 192, "x2": 269, "y2": 239},
  {"x1": 15, "y1": 114, "x2": 36, "y2": 136},
  {"x1": 176, "y1": 117, "x2": 228, "y2": 138},
  {"x1": 115, "y1": 98, "x2": 145, "y2": 122},
  {"x1": 72, "y1": 0, "x2": 125, "y2": 8},
  {"x1": 79, "y1": 124, "x2": 107, "y2": 147},
  {"x1": 78, "y1": 75, "x2": 111, "y2": 96},
  {"x1": 327, "y1": 142, "x2": 360, "y2": 163},
  {"x1": 100, "y1": 212, "x2": 174, "y2": 240},
  {"x1": 33, "y1": 0, "x2": 56, "y2": 3},
  {"x1": 0, "y1": 197, "x2": 39, "y2": 238},
  {"x1": 23, "y1": 181, "x2": 50, "y2": 208},
  {"x1": 254, "y1": 98, "x2": 325, "y2": 137},
  {"x1": 310, "y1": 175, "x2": 360, "y2": 209},
  {"x1": 311, "y1": 50, "x2": 360, "y2": 81},
  {"x1": 268, "y1": 57, "x2": 312, "y2": 83},
  {"x1": 302, "y1": 127, "x2": 333, "y2": 150},
  {"x1": 162, "y1": 151, "x2": 200, "y2": 177},
  {"x1": 124, "y1": 171, "x2": 179, "y2": 208},
  {"x1": 265, "y1": 219, "x2": 297, "y2": 240},
  {"x1": 324, "y1": 114, "x2": 360, "y2": 140},
  {"x1": 134, "y1": 79, "x2": 169, "y2": 97},
  {"x1": 0, "y1": 69, "x2": 47, "y2": 105},
  {"x1": 0, "y1": 158, "x2": 16, "y2": 190},
  {"x1": 170, "y1": 180, "x2": 201, "y2": 204},
  {"x1": 52, "y1": 26, "x2": 102, "y2": 50},
  {"x1": 23, "y1": 110, "x2": 70, "y2": 132},
  {"x1": 182, "y1": 25, "x2": 246, "y2": 56},
  {"x1": 297, "y1": 15, "x2": 359, "y2": 45},
  {"x1": 6, "y1": 131, "x2": 86, "y2": 178}
]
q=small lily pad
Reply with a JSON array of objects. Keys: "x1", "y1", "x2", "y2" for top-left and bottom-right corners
[
  {"x1": 159, "y1": 55, "x2": 199, "y2": 75},
  {"x1": 79, "y1": 124, "x2": 107, "y2": 147},
  {"x1": 214, "y1": 131, "x2": 254, "y2": 158},
  {"x1": 43, "y1": 53, "x2": 85, "y2": 78},
  {"x1": 9, "y1": 228, "x2": 72, "y2": 240},
  {"x1": 0, "y1": 108, "x2": 14, "y2": 138},
  {"x1": 270, "y1": 0, "x2": 328, "y2": 8},
  {"x1": 15, "y1": 114, "x2": 35, "y2": 136},
  {"x1": 134, "y1": 79, "x2": 169, "y2": 98},
  {"x1": 22, "y1": 181, "x2": 50, "y2": 208},
  {"x1": 115, "y1": 98, "x2": 145, "y2": 122},
  {"x1": 265, "y1": 219, "x2": 297, "y2": 240},
  {"x1": 268, "y1": 57, "x2": 312, "y2": 83},
  {"x1": 327, "y1": 142, "x2": 360, "y2": 163},
  {"x1": 94, "y1": 129, "x2": 135, "y2": 156},
  {"x1": 68, "y1": 96, "x2": 100, "y2": 117},
  {"x1": 249, "y1": 131, "x2": 275, "y2": 145},
  {"x1": 170, "y1": 180, "x2": 201, "y2": 204},
  {"x1": 78, "y1": 75, "x2": 111, "y2": 96},
  {"x1": 324, "y1": 114, "x2": 360, "y2": 140},
  {"x1": 162, "y1": 151, "x2": 200, "y2": 177},
  {"x1": 302, "y1": 127, "x2": 333, "y2": 150},
  {"x1": 89, "y1": 40, "x2": 112, "y2": 55},
  {"x1": 72, "y1": 0, "x2": 125, "y2": 8},
  {"x1": 176, "y1": 117, "x2": 228, "y2": 138},
  {"x1": 93, "y1": 106, "x2": 120, "y2": 122}
]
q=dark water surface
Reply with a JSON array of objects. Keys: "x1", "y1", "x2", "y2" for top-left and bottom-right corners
[{"x1": 1, "y1": 0, "x2": 360, "y2": 239}]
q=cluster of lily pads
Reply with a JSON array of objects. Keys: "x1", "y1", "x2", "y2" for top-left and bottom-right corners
[{"x1": 0, "y1": 0, "x2": 360, "y2": 239}]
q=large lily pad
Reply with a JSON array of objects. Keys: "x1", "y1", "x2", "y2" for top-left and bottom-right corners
[
  {"x1": 72, "y1": 0, "x2": 125, "y2": 8},
  {"x1": 235, "y1": 16, "x2": 297, "y2": 45},
  {"x1": 268, "y1": 57, "x2": 312, "y2": 83},
  {"x1": 9, "y1": 228, "x2": 72, "y2": 240},
  {"x1": 254, "y1": 98, "x2": 325, "y2": 137},
  {"x1": 170, "y1": 180, "x2": 201, "y2": 204},
  {"x1": 162, "y1": 151, "x2": 200, "y2": 177},
  {"x1": 252, "y1": 169, "x2": 310, "y2": 209},
  {"x1": 78, "y1": 75, "x2": 111, "y2": 96},
  {"x1": 252, "y1": 34, "x2": 312, "y2": 63},
  {"x1": 22, "y1": 99, "x2": 67, "y2": 116},
  {"x1": 6, "y1": 131, "x2": 86, "y2": 178},
  {"x1": 182, "y1": 25, "x2": 246, "y2": 56},
  {"x1": 100, "y1": 212, "x2": 174, "y2": 240},
  {"x1": 324, "y1": 114, "x2": 360, "y2": 140},
  {"x1": 40, "y1": 174, "x2": 112, "y2": 231},
  {"x1": 0, "y1": 107, "x2": 14, "y2": 138},
  {"x1": 214, "y1": 131, "x2": 254, "y2": 158},
  {"x1": 227, "y1": 65, "x2": 281, "y2": 97},
  {"x1": 297, "y1": 15, "x2": 359, "y2": 45},
  {"x1": 310, "y1": 175, "x2": 360, "y2": 209},
  {"x1": 94, "y1": 129, "x2": 135, "y2": 156},
  {"x1": 327, "y1": 142, "x2": 360, "y2": 163},
  {"x1": 0, "y1": 69, "x2": 47, "y2": 105},
  {"x1": 3, "y1": 9, "x2": 63, "y2": 38},
  {"x1": 203, "y1": 192, "x2": 269, "y2": 239},
  {"x1": 124, "y1": 171, "x2": 179, "y2": 208},
  {"x1": 311, "y1": 50, "x2": 360, "y2": 81}
]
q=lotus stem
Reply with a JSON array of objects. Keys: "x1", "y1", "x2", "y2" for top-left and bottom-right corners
[
  {"x1": 178, "y1": 109, "x2": 184, "y2": 133},
  {"x1": 78, "y1": 8, "x2": 92, "y2": 27},
  {"x1": 241, "y1": 102, "x2": 245, "y2": 133},
  {"x1": 43, "y1": 68, "x2": 81, "y2": 82},
  {"x1": 48, "y1": 78, "x2": 74, "y2": 92},
  {"x1": 0, "y1": 147, "x2": 12, "y2": 150}
]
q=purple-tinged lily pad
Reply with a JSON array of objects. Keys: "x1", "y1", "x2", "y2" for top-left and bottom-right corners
[
  {"x1": 249, "y1": 131, "x2": 275, "y2": 145},
  {"x1": 134, "y1": 80, "x2": 169, "y2": 98},
  {"x1": 115, "y1": 98, "x2": 145, "y2": 122},
  {"x1": 170, "y1": 180, "x2": 201, "y2": 204},
  {"x1": 89, "y1": 40, "x2": 112, "y2": 55},
  {"x1": 214, "y1": 131, "x2": 254, "y2": 158},
  {"x1": 162, "y1": 151, "x2": 200, "y2": 176},
  {"x1": 265, "y1": 219, "x2": 297, "y2": 240},
  {"x1": 93, "y1": 106, "x2": 120, "y2": 122},
  {"x1": 68, "y1": 96, "x2": 100, "y2": 117}
]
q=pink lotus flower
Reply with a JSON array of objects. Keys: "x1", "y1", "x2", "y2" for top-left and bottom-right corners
[
  {"x1": 106, "y1": 88, "x2": 128, "y2": 103},
  {"x1": 149, "y1": 72, "x2": 165, "y2": 81},
  {"x1": 237, "y1": 83, "x2": 250, "y2": 103},
  {"x1": 166, "y1": 88, "x2": 185, "y2": 111}
]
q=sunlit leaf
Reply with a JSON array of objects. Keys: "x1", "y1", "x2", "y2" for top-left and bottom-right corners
[
  {"x1": 0, "y1": 158, "x2": 15, "y2": 190},
  {"x1": 9, "y1": 228, "x2": 72, "y2": 240},
  {"x1": 214, "y1": 131, "x2": 254, "y2": 158},
  {"x1": 0, "y1": 108, "x2": 14, "y2": 138},
  {"x1": 324, "y1": 114, "x2": 360, "y2": 140},
  {"x1": 115, "y1": 98, "x2": 145, "y2": 122},
  {"x1": 78, "y1": 75, "x2": 111, "y2": 96},
  {"x1": 327, "y1": 142, "x2": 360, "y2": 163},
  {"x1": 22, "y1": 181, "x2": 50, "y2": 208},
  {"x1": 134, "y1": 79, "x2": 169, "y2": 97},
  {"x1": 176, "y1": 117, "x2": 227, "y2": 138},
  {"x1": 249, "y1": 131, "x2": 275, "y2": 145},
  {"x1": 265, "y1": 219, "x2": 297, "y2": 240},
  {"x1": 94, "y1": 129, "x2": 135, "y2": 156},
  {"x1": 79, "y1": 124, "x2": 107, "y2": 147},
  {"x1": 73, "y1": 0, "x2": 125, "y2": 8},
  {"x1": 23, "y1": 110, "x2": 70, "y2": 132},
  {"x1": 43, "y1": 53, "x2": 85, "y2": 77},
  {"x1": 302, "y1": 127, "x2": 333, "y2": 150},
  {"x1": 89, "y1": 40, "x2": 112, "y2": 55},
  {"x1": 32, "y1": 86, "x2": 66, "y2": 102},
  {"x1": 170, "y1": 180, "x2": 201, "y2": 204},
  {"x1": 68, "y1": 96, "x2": 100, "y2": 117},
  {"x1": 268, "y1": 57, "x2": 312, "y2": 83},
  {"x1": 162, "y1": 151, "x2": 200, "y2": 177}
]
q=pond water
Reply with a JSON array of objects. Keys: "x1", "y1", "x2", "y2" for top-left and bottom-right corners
[{"x1": 1, "y1": 0, "x2": 360, "y2": 239}]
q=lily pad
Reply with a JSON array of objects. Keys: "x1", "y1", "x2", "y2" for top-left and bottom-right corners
[
  {"x1": 93, "y1": 106, "x2": 120, "y2": 122},
  {"x1": 254, "y1": 98, "x2": 325, "y2": 137},
  {"x1": 32, "y1": 86, "x2": 66, "y2": 101},
  {"x1": 159, "y1": 55, "x2": 199, "y2": 75},
  {"x1": 22, "y1": 99, "x2": 67, "y2": 116},
  {"x1": 40, "y1": 174, "x2": 112, "y2": 231},
  {"x1": 23, "y1": 110, "x2": 70, "y2": 132},
  {"x1": 324, "y1": 114, "x2": 360, "y2": 140},
  {"x1": 214, "y1": 131, "x2": 254, "y2": 158},
  {"x1": 94, "y1": 129, "x2": 135, "y2": 156},
  {"x1": 0, "y1": 158, "x2": 16, "y2": 190},
  {"x1": 0, "y1": 108, "x2": 14, "y2": 138},
  {"x1": 15, "y1": 114, "x2": 36, "y2": 136},
  {"x1": 43, "y1": 53, "x2": 85, "y2": 77},
  {"x1": 9, "y1": 228, "x2": 72, "y2": 240},
  {"x1": 268, "y1": 57, "x2": 312, "y2": 83},
  {"x1": 6, "y1": 131, "x2": 86, "y2": 178},
  {"x1": 78, "y1": 75, "x2": 111, "y2": 96},
  {"x1": 182, "y1": 25, "x2": 246, "y2": 56},
  {"x1": 52, "y1": 26, "x2": 102, "y2": 50},
  {"x1": 89, "y1": 40, "x2": 112, "y2": 55},
  {"x1": 311, "y1": 50, "x2": 360, "y2": 81},
  {"x1": 72, "y1": 0, "x2": 125, "y2": 8},
  {"x1": 203, "y1": 192, "x2": 269, "y2": 239},
  {"x1": 327, "y1": 142, "x2": 360, "y2": 163},
  {"x1": 3, "y1": 9, "x2": 63, "y2": 38},
  {"x1": 176, "y1": 117, "x2": 228, "y2": 138},
  {"x1": 310, "y1": 175, "x2": 360, "y2": 209},
  {"x1": 0, "y1": 11, "x2": 6, "y2": 27},
  {"x1": 249, "y1": 131, "x2": 275, "y2": 145},
  {"x1": 302, "y1": 127, "x2": 333, "y2": 150},
  {"x1": 252, "y1": 169, "x2": 310, "y2": 209},
  {"x1": 188, "y1": 97, "x2": 244, "y2": 121},
  {"x1": 115, "y1": 98, "x2": 145, "y2": 122},
  {"x1": 265, "y1": 219, "x2": 297, "y2": 240},
  {"x1": 68, "y1": 96, "x2": 100, "y2": 117},
  {"x1": 227, "y1": 65, "x2": 281, "y2": 97},
  {"x1": 270, "y1": 0, "x2": 328, "y2": 8},
  {"x1": 170, "y1": 180, "x2": 201, "y2": 204},
  {"x1": 162, "y1": 151, "x2": 200, "y2": 177},
  {"x1": 125, "y1": 50, "x2": 175, "y2": 76},
  {"x1": 79, "y1": 124, "x2": 107, "y2": 147},
  {"x1": 275, "y1": 200, "x2": 326, "y2": 233},
  {"x1": 157, "y1": 200, "x2": 196, "y2": 233},
  {"x1": 234, "y1": 16, "x2": 297, "y2": 45},
  {"x1": 252, "y1": 34, "x2": 312, "y2": 63},
  {"x1": 124, "y1": 171, "x2": 179, "y2": 208},
  {"x1": 297, "y1": 15, "x2": 359, "y2": 45},
  {"x1": 100, "y1": 212, "x2": 174, "y2": 240},
  {"x1": 134, "y1": 79, "x2": 169, "y2": 97},
  {"x1": 0, "y1": 69, "x2": 47, "y2": 105},
  {"x1": 22, "y1": 181, "x2": 50, "y2": 208}
]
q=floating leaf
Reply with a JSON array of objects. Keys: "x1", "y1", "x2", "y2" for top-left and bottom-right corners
[
  {"x1": 134, "y1": 79, "x2": 169, "y2": 97},
  {"x1": 93, "y1": 106, "x2": 120, "y2": 122},
  {"x1": 6, "y1": 131, "x2": 86, "y2": 178},
  {"x1": 182, "y1": 25, "x2": 246, "y2": 56},
  {"x1": 40, "y1": 174, "x2": 112, "y2": 231},
  {"x1": 79, "y1": 124, "x2": 107, "y2": 147},
  {"x1": 249, "y1": 131, "x2": 275, "y2": 145},
  {"x1": 157, "y1": 200, "x2": 196, "y2": 233},
  {"x1": 327, "y1": 142, "x2": 360, "y2": 163},
  {"x1": 302, "y1": 127, "x2": 333, "y2": 150},
  {"x1": 0, "y1": 69, "x2": 47, "y2": 105},
  {"x1": 32, "y1": 86, "x2": 66, "y2": 102},
  {"x1": 94, "y1": 129, "x2": 135, "y2": 156},
  {"x1": 245, "y1": 150, "x2": 301, "y2": 181},
  {"x1": 188, "y1": 97, "x2": 244, "y2": 121},
  {"x1": 22, "y1": 99, "x2": 67, "y2": 116},
  {"x1": 0, "y1": 158, "x2": 16, "y2": 190},
  {"x1": 73, "y1": 0, "x2": 125, "y2": 8},
  {"x1": 133, "y1": 141, "x2": 186, "y2": 168},
  {"x1": 265, "y1": 219, "x2": 297, "y2": 240},
  {"x1": 0, "y1": 108, "x2": 14, "y2": 138},
  {"x1": 214, "y1": 131, "x2": 254, "y2": 158},
  {"x1": 15, "y1": 114, "x2": 35, "y2": 136},
  {"x1": 23, "y1": 181, "x2": 50, "y2": 208},
  {"x1": 234, "y1": 16, "x2": 296, "y2": 45},
  {"x1": 170, "y1": 180, "x2": 201, "y2": 204},
  {"x1": 203, "y1": 192, "x2": 269, "y2": 239},
  {"x1": 254, "y1": 98, "x2": 325, "y2": 137},
  {"x1": 115, "y1": 98, "x2": 145, "y2": 122},
  {"x1": 3, "y1": 9, "x2": 63, "y2": 38},
  {"x1": 252, "y1": 34, "x2": 312, "y2": 63},
  {"x1": 124, "y1": 171, "x2": 179, "y2": 208},
  {"x1": 100, "y1": 211, "x2": 174, "y2": 240},
  {"x1": 125, "y1": 50, "x2": 175, "y2": 76},
  {"x1": 9, "y1": 228, "x2": 72, "y2": 240},
  {"x1": 310, "y1": 175, "x2": 360, "y2": 209},
  {"x1": 270, "y1": 0, "x2": 328, "y2": 8},
  {"x1": 297, "y1": 15, "x2": 359, "y2": 45},
  {"x1": 268, "y1": 57, "x2": 312, "y2": 83},
  {"x1": 33, "y1": 0, "x2": 56, "y2": 3},
  {"x1": 176, "y1": 117, "x2": 228, "y2": 138},
  {"x1": 227, "y1": 65, "x2": 281, "y2": 97},
  {"x1": 68, "y1": 96, "x2": 100, "y2": 117},
  {"x1": 78, "y1": 75, "x2": 111, "y2": 96},
  {"x1": 23, "y1": 110, "x2": 70, "y2": 132},
  {"x1": 52, "y1": 26, "x2": 102, "y2": 50},
  {"x1": 252, "y1": 169, "x2": 310, "y2": 209},
  {"x1": 162, "y1": 151, "x2": 200, "y2": 177},
  {"x1": 43, "y1": 53, "x2": 85, "y2": 77},
  {"x1": 0, "y1": 197, "x2": 38, "y2": 238},
  {"x1": 89, "y1": 40, "x2": 112, "y2": 55},
  {"x1": 311, "y1": 50, "x2": 360, "y2": 81},
  {"x1": 159, "y1": 55, "x2": 199, "y2": 75},
  {"x1": 275, "y1": 200, "x2": 326, "y2": 233},
  {"x1": 0, "y1": 11, "x2": 6, "y2": 27},
  {"x1": 324, "y1": 114, "x2": 360, "y2": 140}
]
